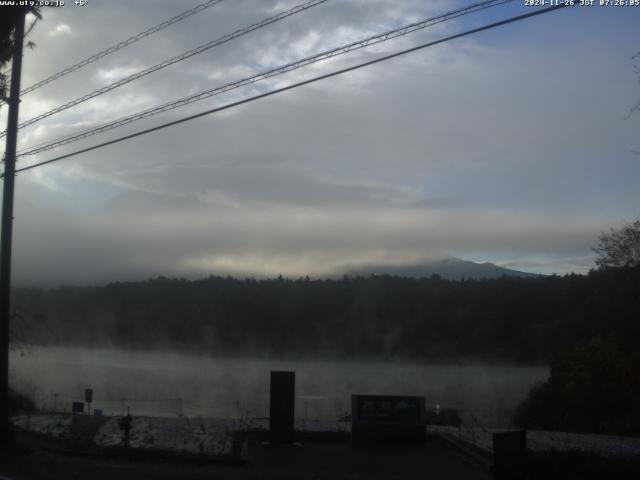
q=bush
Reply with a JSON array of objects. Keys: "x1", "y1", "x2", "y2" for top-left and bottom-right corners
[
  {"x1": 513, "y1": 336, "x2": 639, "y2": 434},
  {"x1": 8, "y1": 387, "x2": 36, "y2": 414}
]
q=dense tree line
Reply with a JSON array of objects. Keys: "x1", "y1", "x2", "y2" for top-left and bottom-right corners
[{"x1": 10, "y1": 266, "x2": 639, "y2": 364}]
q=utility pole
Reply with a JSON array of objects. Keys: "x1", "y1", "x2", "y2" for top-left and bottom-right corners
[{"x1": 0, "y1": 10, "x2": 26, "y2": 446}]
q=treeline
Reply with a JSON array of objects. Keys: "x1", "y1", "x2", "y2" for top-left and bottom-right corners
[{"x1": 11, "y1": 266, "x2": 640, "y2": 363}]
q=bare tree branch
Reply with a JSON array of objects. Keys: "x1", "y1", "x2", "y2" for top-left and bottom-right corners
[{"x1": 592, "y1": 217, "x2": 640, "y2": 269}]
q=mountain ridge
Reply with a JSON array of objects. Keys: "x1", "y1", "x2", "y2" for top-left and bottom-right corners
[{"x1": 342, "y1": 256, "x2": 541, "y2": 280}]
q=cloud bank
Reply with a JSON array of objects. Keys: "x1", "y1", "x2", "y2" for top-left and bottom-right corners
[{"x1": 2, "y1": 0, "x2": 638, "y2": 285}]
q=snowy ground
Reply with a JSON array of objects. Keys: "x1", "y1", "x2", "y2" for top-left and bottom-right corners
[
  {"x1": 246, "y1": 418, "x2": 349, "y2": 433},
  {"x1": 429, "y1": 426, "x2": 640, "y2": 459},
  {"x1": 12, "y1": 414, "x2": 74, "y2": 438},
  {"x1": 94, "y1": 417, "x2": 238, "y2": 456},
  {"x1": 11, "y1": 414, "x2": 349, "y2": 457},
  {"x1": 13, "y1": 414, "x2": 640, "y2": 459}
]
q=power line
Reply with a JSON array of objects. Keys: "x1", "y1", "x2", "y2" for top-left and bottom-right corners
[
  {"x1": 19, "y1": 0, "x2": 226, "y2": 96},
  {"x1": 8, "y1": 4, "x2": 571, "y2": 177},
  {"x1": 16, "y1": 0, "x2": 513, "y2": 158},
  {"x1": 0, "y1": 0, "x2": 329, "y2": 138}
]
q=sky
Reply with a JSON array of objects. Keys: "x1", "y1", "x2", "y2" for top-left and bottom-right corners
[{"x1": 1, "y1": 0, "x2": 639, "y2": 286}]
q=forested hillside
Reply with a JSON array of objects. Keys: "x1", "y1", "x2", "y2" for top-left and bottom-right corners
[{"x1": 11, "y1": 267, "x2": 640, "y2": 363}]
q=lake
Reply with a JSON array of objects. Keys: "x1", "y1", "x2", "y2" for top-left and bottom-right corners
[{"x1": 10, "y1": 347, "x2": 547, "y2": 427}]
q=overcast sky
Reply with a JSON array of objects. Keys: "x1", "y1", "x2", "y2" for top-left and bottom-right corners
[{"x1": 1, "y1": 0, "x2": 639, "y2": 285}]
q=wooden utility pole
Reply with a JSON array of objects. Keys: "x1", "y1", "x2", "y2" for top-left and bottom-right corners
[{"x1": 0, "y1": 10, "x2": 26, "y2": 446}]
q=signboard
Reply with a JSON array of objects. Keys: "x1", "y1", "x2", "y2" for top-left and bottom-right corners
[
  {"x1": 72, "y1": 401, "x2": 84, "y2": 414},
  {"x1": 354, "y1": 395, "x2": 422, "y2": 423},
  {"x1": 351, "y1": 394, "x2": 425, "y2": 446},
  {"x1": 269, "y1": 371, "x2": 295, "y2": 443}
]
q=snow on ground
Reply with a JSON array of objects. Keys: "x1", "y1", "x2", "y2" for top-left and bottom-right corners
[
  {"x1": 11, "y1": 414, "x2": 241, "y2": 456},
  {"x1": 295, "y1": 419, "x2": 350, "y2": 433},
  {"x1": 14, "y1": 414, "x2": 639, "y2": 459},
  {"x1": 11, "y1": 414, "x2": 73, "y2": 438},
  {"x1": 245, "y1": 418, "x2": 349, "y2": 433},
  {"x1": 430, "y1": 426, "x2": 640, "y2": 458},
  {"x1": 11, "y1": 414, "x2": 347, "y2": 457},
  {"x1": 94, "y1": 417, "x2": 238, "y2": 456}
]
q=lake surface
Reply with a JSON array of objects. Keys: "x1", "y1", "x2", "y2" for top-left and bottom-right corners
[{"x1": 10, "y1": 347, "x2": 547, "y2": 427}]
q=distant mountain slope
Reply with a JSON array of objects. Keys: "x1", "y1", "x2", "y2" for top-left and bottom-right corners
[{"x1": 344, "y1": 256, "x2": 541, "y2": 280}]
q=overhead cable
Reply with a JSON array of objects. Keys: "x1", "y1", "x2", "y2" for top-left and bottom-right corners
[
  {"x1": 1, "y1": 0, "x2": 329, "y2": 137},
  {"x1": 17, "y1": 0, "x2": 512, "y2": 157},
  {"x1": 20, "y1": 0, "x2": 226, "y2": 96},
  {"x1": 8, "y1": 4, "x2": 571, "y2": 177}
]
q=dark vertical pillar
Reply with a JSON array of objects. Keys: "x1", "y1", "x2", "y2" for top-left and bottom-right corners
[
  {"x1": 0, "y1": 10, "x2": 26, "y2": 447},
  {"x1": 269, "y1": 370, "x2": 295, "y2": 443},
  {"x1": 493, "y1": 430, "x2": 527, "y2": 480},
  {"x1": 84, "y1": 388, "x2": 93, "y2": 415}
]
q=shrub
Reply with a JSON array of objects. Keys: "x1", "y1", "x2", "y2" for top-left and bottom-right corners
[{"x1": 514, "y1": 336, "x2": 639, "y2": 434}]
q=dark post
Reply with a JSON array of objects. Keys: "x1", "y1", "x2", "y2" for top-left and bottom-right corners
[
  {"x1": 118, "y1": 407, "x2": 132, "y2": 450},
  {"x1": 0, "y1": 10, "x2": 26, "y2": 446},
  {"x1": 493, "y1": 430, "x2": 527, "y2": 480},
  {"x1": 269, "y1": 371, "x2": 295, "y2": 443},
  {"x1": 84, "y1": 388, "x2": 93, "y2": 415}
]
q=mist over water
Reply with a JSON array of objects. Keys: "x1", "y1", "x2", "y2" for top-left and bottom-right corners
[{"x1": 10, "y1": 347, "x2": 547, "y2": 427}]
